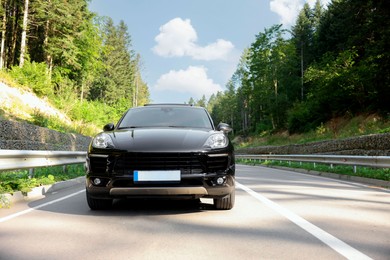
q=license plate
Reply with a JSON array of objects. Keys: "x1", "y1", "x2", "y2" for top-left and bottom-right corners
[{"x1": 133, "y1": 170, "x2": 181, "y2": 183}]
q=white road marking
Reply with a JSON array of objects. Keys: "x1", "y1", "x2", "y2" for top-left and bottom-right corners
[
  {"x1": 0, "y1": 189, "x2": 85, "y2": 223},
  {"x1": 238, "y1": 164, "x2": 390, "y2": 192},
  {"x1": 236, "y1": 181, "x2": 373, "y2": 260}
]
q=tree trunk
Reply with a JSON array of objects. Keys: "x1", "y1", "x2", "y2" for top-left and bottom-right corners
[
  {"x1": 301, "y1": 41, "x2": 304, "y2": 100},
  {"x1": 10, "y1": 0, "x2": 19, "y2": 66},
  {"x1": 0, "y1": 1, "x2": 6, "y2": 69},
  {"x1": 43, "y1": 18, "x2": 53, "y2": 76},
  {"x1": 19, "y1": 0, "x2": 29, "y2": 67}
]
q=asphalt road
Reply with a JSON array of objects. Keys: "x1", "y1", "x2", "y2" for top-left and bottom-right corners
[{"x1": 0, "y1": 165, "x2": 389, "y2": 260}]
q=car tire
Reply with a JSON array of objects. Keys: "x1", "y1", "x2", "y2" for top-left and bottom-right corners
[
  {"x1": 86, "y1": 190, "x2": 112, "y2": 210},
  {"x1": 214, "y1": 188, "x2": 235, "y2": 210}
]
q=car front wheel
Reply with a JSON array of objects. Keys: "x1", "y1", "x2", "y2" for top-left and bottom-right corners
[
  {"x1": 86, "y1": 190, "x2": 113, "y2": 210},
  {"x1": 214, "y1": 188, "x2": 235, "y2": 210}
]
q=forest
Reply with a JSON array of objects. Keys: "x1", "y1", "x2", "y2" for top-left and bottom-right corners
[
  {"x1": 196, "y1": 0, "x2": 389, "y2": 135},
  {"x1": 0, "y1": 0, "x2": 149, "y2": 133},
  {"x1": 1, "y1": 0, "x2": 389, "y2": 137}
]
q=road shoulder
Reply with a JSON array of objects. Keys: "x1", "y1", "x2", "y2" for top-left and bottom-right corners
[{"x1": 2, "y1": 176, "x2": 85, "y2": 207}]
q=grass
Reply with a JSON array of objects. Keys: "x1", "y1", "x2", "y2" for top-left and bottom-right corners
[
  {"x1": 0, "y1": 164, "x2": 85, "y2": 208},
  {"x1": 237, "y1": 158, "x2": 390, "y2": 182}
]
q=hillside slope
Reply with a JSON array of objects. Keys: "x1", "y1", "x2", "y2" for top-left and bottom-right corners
[{"x1": 0, "y1": 82, "x2": 71, "y2": 125}]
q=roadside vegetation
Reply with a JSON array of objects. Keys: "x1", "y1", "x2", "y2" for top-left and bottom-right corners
[
  {"x1": 0, "y1": 165, "x2": 84, "y2": 195},
  {"x1": 0, "y1": 164, "x2": 85, "y2": 208},
  {"x1": 237, "y1": 159, "x2": 390, "y2": 182},
  {"x1": 235, "y1": 114, "x2": 390, "y2": 148}
]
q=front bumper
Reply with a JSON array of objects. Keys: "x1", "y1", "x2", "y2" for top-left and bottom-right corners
[
  {"x1": 86, "y1": 150, "x2": 235, "y2": 199},
  {"x1": 86, "y1": 174, "x2": 235, "y2": 199}
]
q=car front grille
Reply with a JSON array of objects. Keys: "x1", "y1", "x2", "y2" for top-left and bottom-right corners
[
  {"x1": 89, "y1": 152, "x2": 230, "y2": 175},
  {"x1": 89, "y1": 157, "x2": 108, "y2": 173},
  {"x1": 88, "y1": 152, "x2": 228, "y2": 175}
]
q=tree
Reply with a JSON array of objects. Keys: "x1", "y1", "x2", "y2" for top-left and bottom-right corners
[
  {"x1": 89, "y1": 18, "x2": 145, "y2": 112},
  {"x1": 196, "y1": 95, "x2": 207, "y2": 108},
  {"x1": 19, "y1": 0, "x2": 28, "y2": 67},
  {"x1": 292, "y1": 3, "x2": 312, "y2": 100},
  {"x1": 314, "y1": 0, "x2": 390, "y2": 113},
  {"x1": 0, "y1": 0, "x2": 150, "y2": 132},
  {"x1": 188, "y1": 97, "x2": 195, "y2": 105},
  {"x1": 0, "y1": 0, "x2": 6, "y2": 68},
  {"x1": 74, "y1": 15, "x2": 104, "y2": 101},
  {"x1": 132, "y1": 54, "x2": 149, "y2": 106},
  {"x1": 291, "y1": 1, "x2": 325, "y2": 100},
  {"x1": 5, "y1": 0, "x2": 23, "y2": 67},
  {"x1": 248, "y1": 24, "x2": 293, "y2": 131},
  {"x1": 209, "y1": 0, "x2": 389, "y2": 136}
]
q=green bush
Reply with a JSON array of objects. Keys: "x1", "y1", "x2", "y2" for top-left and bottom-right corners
[
  {"x1": 0, "y1": 194, "x2": 10, "y2": 209},
  {"x1": 10, "y1": 61, "x2": 52, "y2": 97},
  {"x1": 31, "y1": 109, "x2": 50, "y2": 127},
  {"x1": 287, "y1": 99, "x2": 331, "y2": 134},
  {"x1": 0, "y1": 165, "x2": 85, "y2": 195},
  {"x1": 30, "y1": 109, "x2": 76, "y2": 134},
  {"x1": 68, "y1": 100, "x2": 121, "y2": 128},
  {"x1": 287, "y1": 102, "x2": 316, "y2": 133}
]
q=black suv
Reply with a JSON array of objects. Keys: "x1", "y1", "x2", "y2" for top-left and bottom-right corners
[{"x1": 85, "y1": 104, "x2": 235, "y2": 210}]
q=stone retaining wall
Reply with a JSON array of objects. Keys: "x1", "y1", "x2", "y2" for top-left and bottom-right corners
[
  {"x1": 1, "y1": 119, "x2": 389, "y2": 155},
  {"x1": 0, "y1": 120, "x2": 91, "y2": 151},
  {"x1": 236, "y1": 133, "x2": 390, "y2": 156}
]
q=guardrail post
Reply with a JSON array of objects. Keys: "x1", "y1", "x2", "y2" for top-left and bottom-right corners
[
  {"x1": 353, "y1": 165, "x2": 357, "y2": 173},
  {"x1": 28, "y1": 168, "x2": 34, "y2": 179}
]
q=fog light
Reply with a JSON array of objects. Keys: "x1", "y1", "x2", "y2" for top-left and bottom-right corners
[
  {"x1": 93, "y1": 178, "x2": 101, "y2": 185},
  {"x1": 216, "y1": 177, "x2": 225, "y2": 185}
]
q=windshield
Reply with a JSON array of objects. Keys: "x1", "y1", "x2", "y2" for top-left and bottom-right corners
[{"x1": 118, "y1": 106, "x2": 214, "y2": 129}]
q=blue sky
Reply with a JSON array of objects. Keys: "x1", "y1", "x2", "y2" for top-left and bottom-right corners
[{"x1": 88, "y1": 0, "x2": 330, "y2": 104}]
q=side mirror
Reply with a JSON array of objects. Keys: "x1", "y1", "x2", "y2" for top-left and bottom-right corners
[
  {"x1": 217, "y1": 123, "x2": 232, "y2": 134},
  {"x1": 103, "y1": 123, "x2": 115, "y2": 132}
]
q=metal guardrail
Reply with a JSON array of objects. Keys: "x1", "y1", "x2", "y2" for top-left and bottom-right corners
[
  {"x1": 236, "y1": 154, "x2": 390, "y2": 169},
  {"x1": 1, "y1": 151, "x2": 389, "y2": 173},
  {"x1": 0, "y1": 150, "x2": 87, "y2": 172}
]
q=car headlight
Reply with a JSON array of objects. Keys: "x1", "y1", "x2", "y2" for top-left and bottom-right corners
[
  {"x1": 204, "y1": 133, "x2": 228, "y2": 149},
  {"x1": 92, "y1": 133, "x2": 114, "y2": 149}
]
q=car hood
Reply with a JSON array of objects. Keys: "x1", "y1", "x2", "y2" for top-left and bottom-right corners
[{"x1": 109, "y1": 128, "x2": 215, "y2": 152}]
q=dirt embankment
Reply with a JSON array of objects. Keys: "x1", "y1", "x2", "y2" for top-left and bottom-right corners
[{"x1": 0, "y1": 82, "x2": 91, "y2": 151}]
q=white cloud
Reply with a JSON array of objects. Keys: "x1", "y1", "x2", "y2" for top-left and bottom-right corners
[
  {"x1": 153, "y1": 18, "x2": 197, "y2": 57},
  {"x1": 270, "y1": 0, "x2": 331, "y2": 26},
  {"x1": 270, "y1": 0, "x2": 302, "y2": 26},
  {"x1": 152, "y1": 18, "x2": 234, "y2": 61},
  {"x1": 154, "y1": 66, "x2": 223, "y2": 98},
  {"x1": 189, "y1": 39, "x2": 235, "y2": 61}
]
